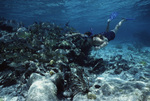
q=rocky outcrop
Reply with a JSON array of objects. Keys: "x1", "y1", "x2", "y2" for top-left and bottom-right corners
[{"x1": 26, "y1": 78, "x2": 58, "y2": 101}]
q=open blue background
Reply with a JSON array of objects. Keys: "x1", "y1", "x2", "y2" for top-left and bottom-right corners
[{"x1": 0, "y1": 0, "x2": 150, "y2": 42}]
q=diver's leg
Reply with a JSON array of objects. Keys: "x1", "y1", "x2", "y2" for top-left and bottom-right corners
[
  {"x1": 111, "y1": 19, "x2": 126, "y2": 34},
  {"x1": 106, "y1": 19, "x2": 111, "y2": 32}
]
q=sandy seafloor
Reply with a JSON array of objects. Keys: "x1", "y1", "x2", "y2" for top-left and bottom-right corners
[
  {"x1": 86, "y1": 41, "x2": 150, "y2": 101},
  {"x1": 91, "y1": 42, "x2": 150, "y2": 65}
]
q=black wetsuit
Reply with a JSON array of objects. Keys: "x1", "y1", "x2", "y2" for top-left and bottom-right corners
[{"x1": 102, "y1": 31, "x2": 115, "y2": 41}]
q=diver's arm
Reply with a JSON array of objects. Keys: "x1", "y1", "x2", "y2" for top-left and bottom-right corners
[
  {"x1": 102, "y1": 37, "x2": 109, "y2": 47},
  {"x1": 95, "y1": 41, "x2": 108, "y2": 49},
  {"x1": 100, "y1": 41, "x2": 108, "y2": 48},
  {"x1": 94, "y1": 37, "x2": 108, "y2": 49}
]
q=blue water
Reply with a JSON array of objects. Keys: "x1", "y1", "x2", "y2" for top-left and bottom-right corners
[{"x1": 0, "y1": 0, "x2": 150, "y2": 41}]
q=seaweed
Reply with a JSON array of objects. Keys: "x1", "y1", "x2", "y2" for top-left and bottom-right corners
[{"x1": 64, "y1": 66, "x2": 90, "y2": 98}]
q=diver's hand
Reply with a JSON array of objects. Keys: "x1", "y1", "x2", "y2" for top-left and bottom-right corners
[{"x1": 94, "y1": 41, "x2": 108, "y2": 50}]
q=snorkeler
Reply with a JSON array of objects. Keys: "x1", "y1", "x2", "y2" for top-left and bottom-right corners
[
  {"x1": 65, "y1": 12, "x2": 132, "y2": 51},
  {"x1": 91, "y1": 12, "x2": 135, "y2": 49},
  {"x1": 91, "y1": 18, "x2": 126, "y2": 49}
]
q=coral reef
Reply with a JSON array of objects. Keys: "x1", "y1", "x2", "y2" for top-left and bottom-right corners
[{"x1": 0, "y1": 18, "x2": 94, "y2": 100}]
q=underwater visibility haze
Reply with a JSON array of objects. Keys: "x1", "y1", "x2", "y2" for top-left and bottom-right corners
[
  {"x1": 0, "y1": 0, "x2": 150, "y2": 101},
  {"x1": 1, "y1": 0, "x2": 150, "y2": 40}
]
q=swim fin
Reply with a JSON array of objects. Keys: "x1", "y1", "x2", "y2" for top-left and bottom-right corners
[
  {"x1": 109, "y1": 12, "x2": 118, "y2": 20},
  {"x1": 122, "y1": 18, "x2": 135, "y2": 21},
  {"x1": 125, "y1": 18, "x2": 135, "y2": 20}
]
